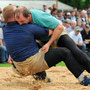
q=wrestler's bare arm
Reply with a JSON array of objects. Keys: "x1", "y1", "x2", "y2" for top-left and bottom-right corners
[{"x1": 42, "y1": 23, "x2": 64, "y2": 53}]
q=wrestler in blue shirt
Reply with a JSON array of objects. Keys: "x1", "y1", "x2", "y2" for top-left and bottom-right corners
[{"x1": 3, "y1": 21, "x2": 49, "y2": 62}]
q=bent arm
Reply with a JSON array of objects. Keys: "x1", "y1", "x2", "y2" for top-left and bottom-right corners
[
  {"x1": 0, "y1": 39, "x2": 4, "y2": 46},
  {"x1": 42, "y1": 23, "x2": 64, "y2": 53},
  {"x1": 47, "y1": 23, "x2": 64, "y2": 46},
  {"x1": 76, "y1": 42, "x2": 83, "y2": 46},
  {"x1": 84, "y1": 39, "x2": 90, "y2": 44}
]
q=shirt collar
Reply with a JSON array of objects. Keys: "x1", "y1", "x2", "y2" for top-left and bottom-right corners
[{"x1": 7, "y1": 21, "x2": 18, "y2": 26}]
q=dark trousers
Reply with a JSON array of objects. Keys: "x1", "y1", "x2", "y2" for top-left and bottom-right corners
[
  {"x1": 45, "y1": 48, "x2": 84, "y2": 78},
  {"x1": 57, "y1": 35, "x2": 90, "y2": 73},
  {"x1": 35, "y1": 35, "x2": 90, "y2": 79}
]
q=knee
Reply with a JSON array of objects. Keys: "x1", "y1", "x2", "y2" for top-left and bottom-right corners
[
  {"x1": 65, "y1": 48, "x2": 71, "y2": 54},
  {"x1": 62, "y1": 48, "x2": 72, "y2": 57}
]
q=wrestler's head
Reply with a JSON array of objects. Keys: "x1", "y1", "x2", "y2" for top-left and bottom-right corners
[
  {"x1": 15, "y1": 7, "x2": 33, "y2": 25},
  {"x1": 3, "y1": 5, "x2": 16, "y2": 23}
]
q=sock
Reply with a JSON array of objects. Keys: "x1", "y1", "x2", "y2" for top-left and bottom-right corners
[{"x1": 78, "y1": 73, "x2": 85, "y2": 82}]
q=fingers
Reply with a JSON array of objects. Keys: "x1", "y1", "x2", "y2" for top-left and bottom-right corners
[
  {"x1": 8, "y1": 56, "x2": 13, "y2": 64},
  {"x1": 42, "y1": 46, "x2": 49, "y2": 53},
  {"x1": 49, "y1": 29, "x2": 53, "y2": 36},
  {"x1": 41, "y1": 43, "x2": 50, "y2": 53},
  {"x1": 8, "y1": 60, "x2": 12, "y2": 64}
]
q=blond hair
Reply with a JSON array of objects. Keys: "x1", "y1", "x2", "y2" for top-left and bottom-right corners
[{"x1": 3, "y1": 5, "x2": 15, "y2": 23}]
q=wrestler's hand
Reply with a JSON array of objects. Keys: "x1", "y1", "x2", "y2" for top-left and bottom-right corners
[
  {"x1": 42, "y1": 43, "x2": 50, "y2": 53},
  {"x1": 49, "y1": 29, "x2": 53, "y2": 36},
  {"x1": 8, "y1": 56, "x2": 13, "y2": 64}
]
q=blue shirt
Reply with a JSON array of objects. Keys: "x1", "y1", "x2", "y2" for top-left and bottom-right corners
[{"x1": 3, "y1": 21, "x2": 49, "y2": 62}]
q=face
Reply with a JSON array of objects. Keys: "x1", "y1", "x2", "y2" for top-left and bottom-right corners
[
  {"x1": 76, "y1": 11, "x2": 80, "y2": 16},
  {"x1": 52, "y1": 10, "x2": 57, "y2": 15},
  {"x1": 75, "y1": 30, "x2": 80, "y2": 35},
  {"x1": 81, "y1": 12, "x2": 86, "y2": 18},
  {"x1": 15, "y1": 13, "x2": 30, "y2": 25},
  {"x1": 71, "y1": 12, "x2": 75, "y2": 16},
  {"x1": 58, "y1": 12, "x2": 63, "y2": 17},
  {"x1": 53, "y1": 4, "x2": 56, "y2": 9},
  {"x1": 82, "y1": 22, "x2": 86, "y2": 29},
  {"x1": 87, "y1": 13, "x2": 90, "y2": 17},
  {"x1": 43, "y1": 5, "x2": 47, "y2": 10},
  {"x1": 71, "y1": 22, "x2": 76, "y2": 28},
  {"x1": 74, "y1": 8, "x2": 77, "y2": 12},
  {"x1": 85, "y1": 27, "x2": 90, "y2": 32},
  {"x1": 66, "y1": 23, "x2": 70, "y2": 27},
  {"x1": 77, "y1": 21, "x2": 81, "y2": 26}
]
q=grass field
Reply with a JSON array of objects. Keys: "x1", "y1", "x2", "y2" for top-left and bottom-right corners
[
  {"x1": 0, "y1": 64, "x2": 12, "y2": 67},
  {"x1": 56, "y1": 61, "x2": 65, "y2": 66},
  {"x1": 0, "y1": 52, "x2": 89, "y2": 67},
  {"x1": 0, "y1": 61, "x2": 65, "y2": 67}
]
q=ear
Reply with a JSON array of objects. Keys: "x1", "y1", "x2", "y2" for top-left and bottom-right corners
[{"x1": 28, "y1": 14, "x2": 31, "y2": 18}]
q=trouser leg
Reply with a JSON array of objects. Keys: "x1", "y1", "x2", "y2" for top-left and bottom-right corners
[
  {"x1": 33, "y1": 41, "x2": 47, "y2": 80},
  {"x1": 57, "y1": 35, "x2": 90, "y2": 73},
  {"x1": 45, "y1": 48, "x2": 84, "y2": 78}
]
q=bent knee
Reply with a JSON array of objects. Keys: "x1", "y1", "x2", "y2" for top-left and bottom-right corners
[{"x1": 57, "y1": 47, "x2": 71, "y2": 57}]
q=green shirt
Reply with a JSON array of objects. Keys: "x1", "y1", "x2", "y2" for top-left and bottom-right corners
[{"x1": 30, "y1": 9, "x2": 59, "y2": 30}]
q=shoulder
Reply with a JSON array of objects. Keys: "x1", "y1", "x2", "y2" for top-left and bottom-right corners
[
  {"x1": 78, "y1": 33, "x2": 82, "y2": 37},
  {"x1": 24, "y1": 24, "x2": 41, "y2": 29},
  {"x1": 69, "y1": 31, "x2": 74, "y2": 35}
]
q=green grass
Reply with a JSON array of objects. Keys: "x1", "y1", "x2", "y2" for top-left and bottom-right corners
[
  {"x1": 0, "y1": 64, "x2": 12, "y2": 67},
  {"x1": 56, "y1": 61, "x2": 65, "y2": 66},
  {"x1": 0, "y1": 61, "x2": 65, "y2": 67}
]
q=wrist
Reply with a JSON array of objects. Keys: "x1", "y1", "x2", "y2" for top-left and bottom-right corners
[{"x1": 47, "y1": 42, "x2": 51, "y2": 46}]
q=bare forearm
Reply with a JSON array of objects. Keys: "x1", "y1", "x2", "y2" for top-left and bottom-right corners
[
  {"x1": 0, "y1": 39, "x2": 4, "y2": 46},
  {"x1": 85, "y1": 39, "x2": 90, "y2": 42},
  {"x1": 47, "y1": 23, "x2": 64, "y2": 46},
  {"x1": 42, "y1": 23, "x2": 64, "y2": 53},
  {"x1": 76, "y1": 42, "x2": 83, "y2": 46},
  {"x1": 84, "y1": 39, "x2": 90, "y2": 44}
]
